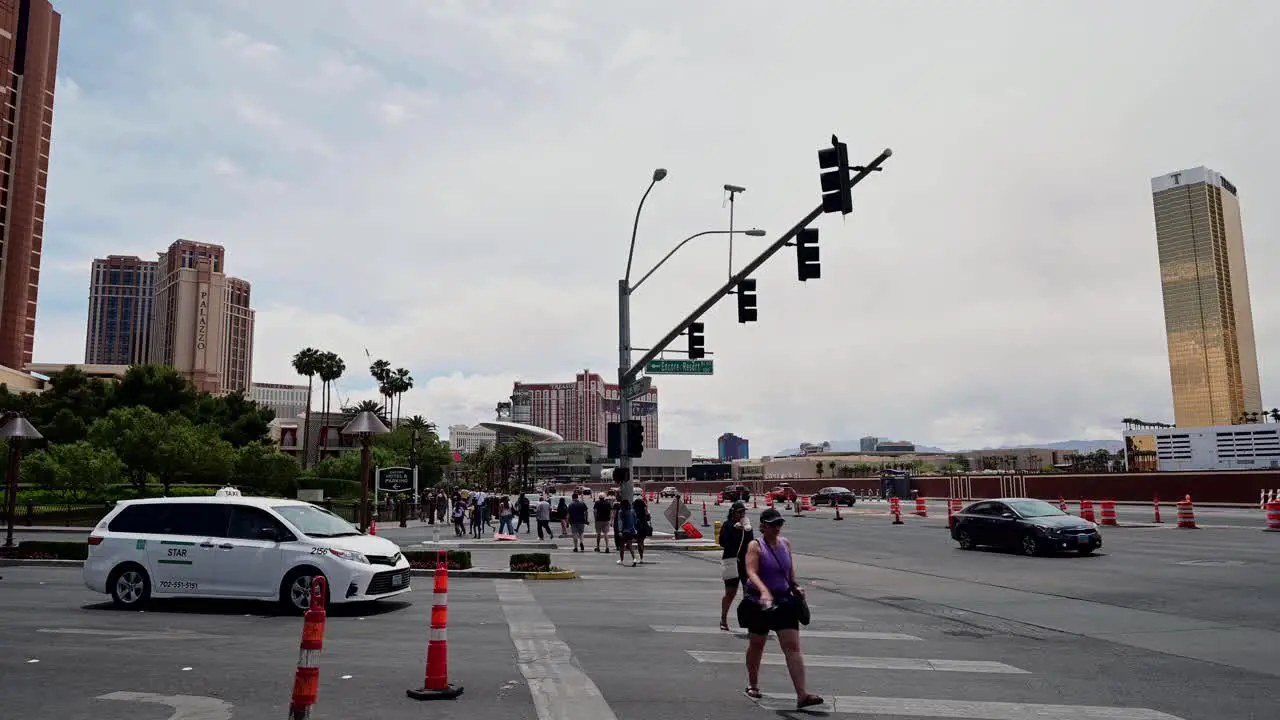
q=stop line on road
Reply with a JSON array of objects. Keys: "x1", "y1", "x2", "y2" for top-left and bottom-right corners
[
  {"x1": 688, "y1": 649, "x2": 1029, "y2": 674},
  {"x1": 652, "y1": 624, "x2": 921, "y2": 641}
]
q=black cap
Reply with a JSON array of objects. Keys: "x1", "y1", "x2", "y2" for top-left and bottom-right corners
[
  {"x1": 730, "y1": 501, "x2": 747, "y2": 511},
  {"x1": 759, "y1": 508, "x2": 785, "y2": 525}
]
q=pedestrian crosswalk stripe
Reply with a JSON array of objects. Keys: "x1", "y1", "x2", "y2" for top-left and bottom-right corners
[
  {"x1": 753, "y1": 693, "x2": 1185, "y2": 719},
  {"x1": 687, "y1": 651, "x2": 1028, "y2": 674},
  {"x1": 636, "y1": 608, "x2": 857, "y2": 621},
  {"x1": 652, "y1": 625, "x2": 921, "y2": 641}
]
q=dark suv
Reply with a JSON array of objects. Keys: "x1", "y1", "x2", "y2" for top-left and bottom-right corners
[{"x1": 723, "y1": 484, "x2": 751, "y2": 502}]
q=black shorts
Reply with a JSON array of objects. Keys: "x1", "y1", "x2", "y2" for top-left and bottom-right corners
[
  {"x1": 736, "y1": 598, "x2": 801, "y2": 636},
  {"x1": 724, "y1": 576, "x2": 740, "y2": 589}
]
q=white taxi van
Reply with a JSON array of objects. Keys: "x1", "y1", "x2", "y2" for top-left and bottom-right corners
[{"x1": 83, "y1": 490, "x2": 412, "y2": 613}]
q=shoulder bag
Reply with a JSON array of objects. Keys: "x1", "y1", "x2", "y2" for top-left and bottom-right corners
[
  {"x1": 721, "y1": 526, "x2": 746, "y2": 581},
  {"x1": 761, "y1": 538, "x2": 810, "y2": 625}
]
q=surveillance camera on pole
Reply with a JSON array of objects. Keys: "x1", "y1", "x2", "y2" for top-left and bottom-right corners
[{"x1": 724, "y1": 184, "x2": 746, "y2": 194}]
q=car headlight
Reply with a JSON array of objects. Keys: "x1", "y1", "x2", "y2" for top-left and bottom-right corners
[{"x1": 327, "y1": 548, "x2": 370, "y2": 564}]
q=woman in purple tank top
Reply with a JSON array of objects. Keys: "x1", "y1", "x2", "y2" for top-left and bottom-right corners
[{"x1": 738, "y1": 508, "x2": 823, "y2": 709}]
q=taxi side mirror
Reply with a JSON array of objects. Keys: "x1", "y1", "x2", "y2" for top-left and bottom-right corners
[{"x1": 257, "y1": 527, "x2": 280, "y2": 541}]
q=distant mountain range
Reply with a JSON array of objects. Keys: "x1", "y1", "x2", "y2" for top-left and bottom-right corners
[{"x1": 771, "y1": 439, "x2": 1124, "y2": 456}]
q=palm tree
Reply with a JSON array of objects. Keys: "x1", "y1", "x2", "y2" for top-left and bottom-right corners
[
  {"x1": 814, "y1": 461, "x2": 824, "y2": 480},
  {"x1": 292, "y1": 347, "x2": 323, "y2": 469},
  {"x1": 511, "y1": 436, "x2": 538, "y2": 490},
  {"x1": 318, "y1": 351, "x2": 345, "y2": 424},
  {"x1": 391, "y1": 367, "x2": 413, "y2": 424},
  {"x1": 492, "y1": 442, "x2": 516, "y2": 492},
  {"x1": 465, "y1": 445, "x2": 490, "y2": 486},
  {"x1": 342, "y1": 399, "x2": 389, "y2": 426},
  {"x1": 369, "y1": 359, "x2": 391, "y2": 415},
  {"x1": 828, "y1": 460, "x2": 837, "y2": 479},
  {"x1": 1270, "y1": 408, "x2": 1280, "y2": 424},
  {"x1": 403, "y1": 414, "x2": 437, "y2": 437}
]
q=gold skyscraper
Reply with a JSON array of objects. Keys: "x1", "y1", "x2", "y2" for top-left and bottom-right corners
[{"x1": 1151, "y1": 167, "x2": 1262, "y2": 427}]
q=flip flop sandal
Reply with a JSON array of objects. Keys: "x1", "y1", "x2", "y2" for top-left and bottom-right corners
[
  {"x1": 743, "y1": 687, "x2": 762, "y2": 700},
  {"x1": 797, "y1": 695, "x2": 824, "y2": 709}
]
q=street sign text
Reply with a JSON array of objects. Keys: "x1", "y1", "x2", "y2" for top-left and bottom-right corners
[{"x1": 645, "y1": 359, "x2": 714, "y2": 375}]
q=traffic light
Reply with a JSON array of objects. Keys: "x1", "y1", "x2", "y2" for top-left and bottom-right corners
[
  {"x1": 819, "y1": 135, "x2": 852, "y2": 215},
  {"x1": 687, "y1": 321, "x2": 706, "y2": 359},
  {"x1": 606, "y1": 421, "x2": 622, "y2": 459},
  {"x1": 796, "y1": 228, "x2": 820, "y2": 281},
  {"x1": 736, "y1": 278, "x2": 757, "y2": 323},
  {"x1": 626, "y1": 419, "x2": 644, "y2": 457}
]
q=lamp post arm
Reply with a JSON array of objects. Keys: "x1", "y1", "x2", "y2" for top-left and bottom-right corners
[
  {"x1": 630, "y1": 230, "x2": 731, "y2": 294},
  {"x1": 624, "y1": 179, "x2": 658, "y2": 286}
]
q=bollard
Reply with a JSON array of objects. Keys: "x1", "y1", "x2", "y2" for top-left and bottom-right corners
[
  {"x1": 407, "y1": 551, "x2": 464, "y2": 700},
  {"x1": 1098, "y1": 500, "x2": 1118, "y2": 526},
  {"x1": 288, "y1": 577, "x2": 328, "y2": 719},
  {"x1": 914, "y1": 496, "x2": 927, "y2": 517},
  {"x1": 833, "y1": 500, "x2": 843, "y2": 521},
  {"x1": 714, "y1": 520, "x2": 723, "y2": 544},
  {"x1": 1153, "y1": 495, "x2": 1163, "y2": 524},
  {"x1": 701, "y1": 501, "x2": 709, "y2": 528},
  {"x1": 716, "y1": 492, "x2": 723, "y2": 506},
  {"x1": 752, "y1": 495, "x2": 758, "y2": 509},
  {"x1": 1265, "y1": 500, "x2": 1280, "y2": 532},
  {"x1": 1176, "y1": 496, "x2": 1198, "y2": 529},
  {"x1": 890, "y1": 497, "x2": 904, "y2": 525}
]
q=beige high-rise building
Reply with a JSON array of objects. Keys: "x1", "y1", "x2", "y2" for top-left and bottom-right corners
[
  {"x1": 146, "y1": 239, "x2": 254, "y2": 394},
  {"x1": 1151, "y1": 166, "x2": 1262, "y2": 427}
]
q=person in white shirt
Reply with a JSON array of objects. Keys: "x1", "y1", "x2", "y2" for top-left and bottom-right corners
[{"x1": 535, "y1": 496, "x2": 553, "y2": 540}]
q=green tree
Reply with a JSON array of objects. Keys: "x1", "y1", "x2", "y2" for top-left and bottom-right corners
[
  {"x1": 318, "y1": 351, "x2": 346, "y2": 423},
  {"x1": 292, "y1": 347, "x2": 323, "y2": 469},
  {"x1": 113, "y1": 364, "x2": 197, "y2": 415},
  {"x1": 152, "y1": 418, "x2": 233, "y2": 493},
  {"x1": 343, "y1": 399, "x2": 390, "y2": 426},
  {"x1": 88, "y1": 406, "x2": 168, "y2": 489},
  {"x1": 42, "y1": 407, "x2": 89, "y2": 445},
  {"x1": 369, "y1": 359, "x2": 392, "y2": 416},
  {"x1": 510, "y1": 436, "x2": 538, "y2": 490},
  {"x1": 27, "y1": 366, "x2": 115, "y2": 430},
  {"x1": 190, "y1": 390, "x2": 274, "y2": 447},
  {"x1": 232, "y1": 441, "x2": 300, "y2": 495},
  {"x1": 390, "y1": 367, "x2": 413, "y2": 424},
  {"x1": 22, "y1": 441, "x2": 124, "y2": 502}
]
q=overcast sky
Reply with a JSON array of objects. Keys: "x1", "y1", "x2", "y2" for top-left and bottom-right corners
[{"x1": 33, "y1": 0, "x2": 1280, "y2": 455}]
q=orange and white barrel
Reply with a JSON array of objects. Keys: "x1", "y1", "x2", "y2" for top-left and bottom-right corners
[
  {"x1": 1176, "y1": 499, "x2": 1198, "y2": 529},
  {"x1": 914, "y1": 497, "x2": 928, "y2": 517},
  {"x1": 1080, "y1": 499, "x2": 1095, "y2": 523},
  {"x1": 1265, "y1": 500, "x2": 1280, "y2": 532},
  {"x1": 1098, "y1": 500, "x2": 1118, "y2": 526}
]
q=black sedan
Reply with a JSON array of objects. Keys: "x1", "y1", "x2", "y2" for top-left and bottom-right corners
[
  {"x1": 950, "y1": 498, "x2": 1102, "y2": 556},
  {"x1": 811, "y1": 487, "x2": 857, "y2": 507}
]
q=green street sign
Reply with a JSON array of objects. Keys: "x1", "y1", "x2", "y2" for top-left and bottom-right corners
[{"x1": 645, "y1": 359, "x2": 714, "y2": 375}]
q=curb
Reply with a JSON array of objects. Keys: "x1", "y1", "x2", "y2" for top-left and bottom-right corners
[
  {"x1": 408, "y1": 567, "x2": 577, "y2": 580},
  {"x1": 647, "y1": 543, "x2": 722, "y2": 552},
  {"x1": 406, "y1": 542, "x2": 559, "y2": 550}
]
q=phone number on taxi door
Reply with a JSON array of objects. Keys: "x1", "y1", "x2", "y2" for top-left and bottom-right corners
[{"x1": 157, "y1": 580, "x2": 198, "y2": 591}]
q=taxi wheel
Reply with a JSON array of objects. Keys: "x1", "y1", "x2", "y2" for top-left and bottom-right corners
[
  {"x1": 281, "y1": 567, "x2": 329, "y2": 615},
  {"x1": 108, "y1": 563, "x2": 151, "y2": 609}
]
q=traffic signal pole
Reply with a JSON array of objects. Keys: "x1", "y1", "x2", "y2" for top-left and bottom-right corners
[{"x1": 616, "y1": 146, "x2": 891, "y2": 506}]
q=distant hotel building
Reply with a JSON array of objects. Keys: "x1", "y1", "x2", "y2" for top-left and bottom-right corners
[
  {"x1": 509, "y1": 370, "x2": 658, "y2": 449},
  {"x1": 448, "y1": 424, "x2": 497, "y2": 455},
  {"x1": 1151, "y1": 167, "x2": 1262, "y2": 427},
  {"x1": 84, "y1": 240, "x2": 255, "y2": 394},
  {"x1": 0, "y1": 0, "x2": 60, "y2": 370},
  {"x1": 250, "y1": 381, "x2": 308, "y2": 420},
  {"x1": 718, "y1": 433, "x2": 749, "y2": 460}
]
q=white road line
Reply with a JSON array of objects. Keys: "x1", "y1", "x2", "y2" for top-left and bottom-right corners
[
  {"x1": 39, "y1": 628, "x2": 225, "y2": 641},
  {"x1": 688, "y1": 650, "x2": 1028, "y2": 674},
  {"x1": 636, "y1": 608, "x2": 859, "y2": 621},
  {"x1": 754, "y1": 693, "x2": 1186, "y2": 719},
  {"x1": 495, "y1": 580, "x2": 618, "y2": 720},
  {"x1": 652, "y1": 625, "x2": 921, "y2": 641}
]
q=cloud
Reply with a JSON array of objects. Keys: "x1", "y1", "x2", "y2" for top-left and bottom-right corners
[{"x1": 33, "y1": 0, "x2": 1280, "y2": 455}]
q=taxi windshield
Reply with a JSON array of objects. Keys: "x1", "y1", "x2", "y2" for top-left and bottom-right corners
[{"x1": 271, "y1": 504, "x2": 361, "y2": 538}]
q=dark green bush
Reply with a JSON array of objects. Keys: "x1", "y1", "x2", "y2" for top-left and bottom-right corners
[
  {"x1": 510, "y1": 552, "x2": 551, "y2": 572},
  {"x1": 17, "y1": 540, "x2": 88, "y2": 560},
  {"x1": 296, "y1": 477, "x2": 362, "y2": 499},
  {"x1": 403, "y1": 549, "x2": 471, "y2": 571}
]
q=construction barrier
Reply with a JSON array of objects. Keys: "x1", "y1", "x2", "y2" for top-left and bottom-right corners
[
  {"x1": 833, "y1": 500, "x2": 843, "y2": 521},
  {"x1": 681, "y1": 521, "x2": 704, "y2": 539},
  {"x1": 1153, "y1": 496, "x2": 1163, "y2": 524},
  {"x1": 288, "y1": 576, "x2": 328, "y2": 719},
  {"x1": 914, "y1": 496, "x2": 927, "y2": 517},
  {"x1": 1098, "y1": 500, "x2": 1118, "y2": 526},
  {"x1": 1176, "y1": 496, "x2": 1198, "y2": 529},
  {"x1": 407, "y1": 551, "x2": 463, "y2": 701},
  {"x1": 1079, "y1": 499, "x2": 1095, "y2": 523},
  {"x1": 1265, "y1": 500, "x2": 1280, "y2": 532},
  {"x1": 947, "y1": 497, "x2": 963, "y2": 529},
  {"x1": 802, "y1": 496, "x2": 815, "y2": 511},
  {"x1": 715, "y1": 492, "x2": 723, "y2": 506},
  {"x1": 1058, "y1": 497, "x2": 1067, "y2": 512},
  {"x1": 369, "y1": 517, "x2": 377, "y2": 536},
  {"x1": 890, "y1": 497, "x2": 903, "y2": 525}
]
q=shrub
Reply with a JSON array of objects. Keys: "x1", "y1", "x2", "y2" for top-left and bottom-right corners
[
  {"x1": 297, "y1": 476, "x2": 362, "y2": 499},
  {"x1": 510, "y1": 552, "x2": 551, "y2": 572},
  {"x1": 403, "y1": 549, "x2": 471, "y2": 571},
  {"x1": 17, "y1": 540, "x2": 88, "y2": 561}
]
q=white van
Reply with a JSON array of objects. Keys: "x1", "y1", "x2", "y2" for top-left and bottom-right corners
[{"x1": 83, "y1": 495, "x2": 412, "y2": 613}]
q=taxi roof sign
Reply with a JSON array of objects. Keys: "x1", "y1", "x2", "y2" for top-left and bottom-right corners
[{"x1": 215, "y1": 486, "x2": 242, "y2": 497}]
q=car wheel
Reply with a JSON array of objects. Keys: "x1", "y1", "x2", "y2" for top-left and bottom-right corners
[
  {"x1": 108, "y1": 563, "x2": 151, "y2": 609},
  {"x1": 1020, "y1": 535, "x2": 1040, "y2": 557},
  {"x1": 956, "y1": 531, "x2": 975, "y2": 550},
  {"x1": 280, "y1": 567, "x2": 328, "y2": 614}
]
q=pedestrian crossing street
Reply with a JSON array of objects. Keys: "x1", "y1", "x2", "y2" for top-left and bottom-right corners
[{"x1": 530, "y1": 551, "x2": 1191, "y2": 720}]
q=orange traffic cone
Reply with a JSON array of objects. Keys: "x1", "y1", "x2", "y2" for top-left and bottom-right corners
[
  {"x1": 407, "y1": 552, "x2": 464, "y2": 700},
  {"x1": 288, "y1": 577, "x2": 328, "y2": 719},
  {"x1": 369, "y1": 517, "x2": 377, "y2": 536}
]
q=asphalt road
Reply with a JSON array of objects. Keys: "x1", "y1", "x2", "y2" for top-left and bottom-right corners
[{"x1": 2, "y1": 501, "x2": 1277, "y2": 718}]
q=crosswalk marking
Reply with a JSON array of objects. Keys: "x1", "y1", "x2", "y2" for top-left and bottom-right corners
[
  {"x1": 652, "y1": 625, "x2": 921, "y2": 641},
  {"x1": 688, "y1": 650, "x2": 1028, "y2": 674},
  {"x1": 636, "y1": 608, "x2": 859, "y2": 621},
  {"x1": 754, "y1": 693, "x2": 1186, "y2": 719}
]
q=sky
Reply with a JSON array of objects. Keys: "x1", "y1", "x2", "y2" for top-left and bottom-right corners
[{"x1": 32, "y1": 0, "x2": 1280, "y2": 456}]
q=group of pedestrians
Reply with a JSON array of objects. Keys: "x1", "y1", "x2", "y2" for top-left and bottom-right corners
[
  {"x1": 561, "y1": 491, "x2": 651, "y2": 566},
  {"x1": 717, "y1": 500, "x2": 823, "y2": 710}
]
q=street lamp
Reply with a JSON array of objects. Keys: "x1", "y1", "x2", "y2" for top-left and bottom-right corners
[
  {"x1": 630, "y1": 228, "x2": 768, "y2": 293},
  {"x1": 2, "y1": 413, "x2": 43, "y2": 548},
  {"x1": 341, "y1": 410, "x2": 389, "y2": 532}
]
